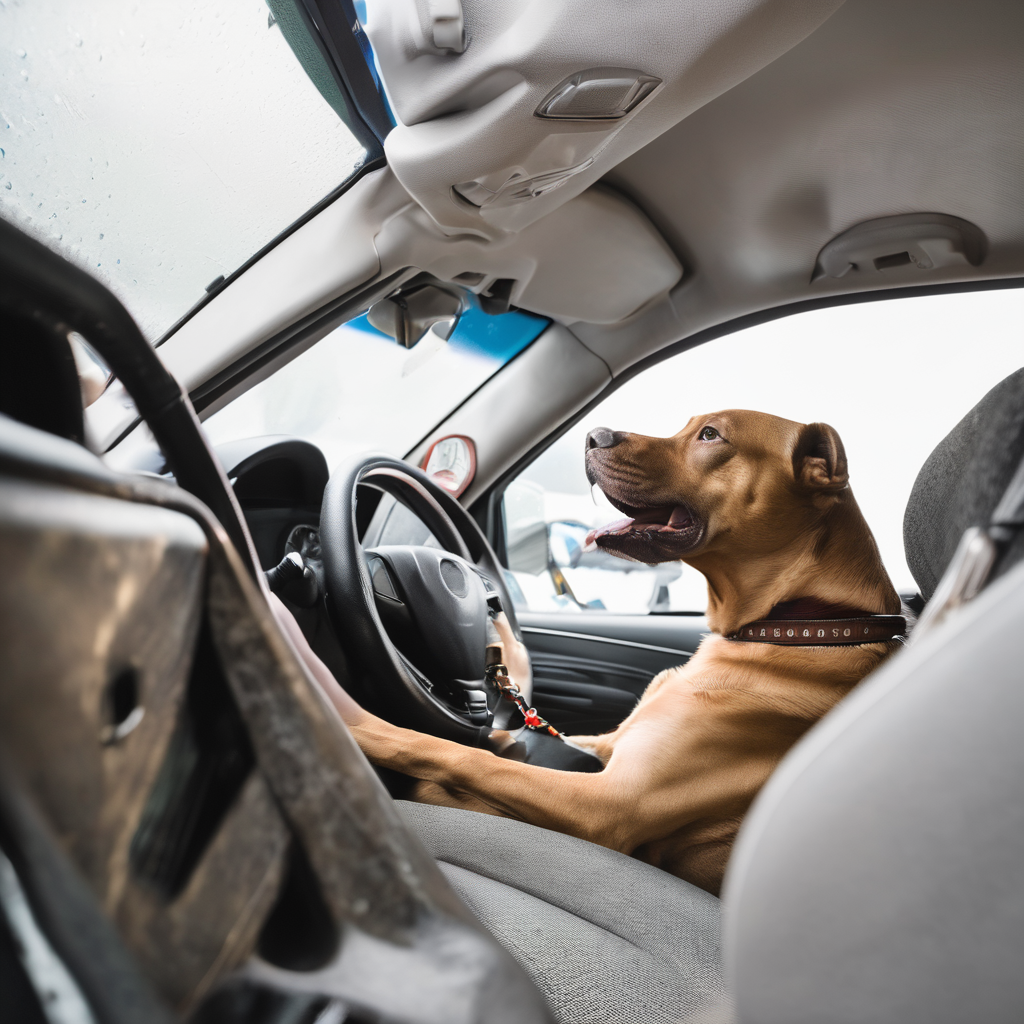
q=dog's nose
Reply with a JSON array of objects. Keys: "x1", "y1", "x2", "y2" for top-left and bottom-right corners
[{"x1": 586, "y1": 427, "x2": 625, "y2": 450}]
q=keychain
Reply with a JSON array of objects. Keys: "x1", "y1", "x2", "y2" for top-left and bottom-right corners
[{"x1": 484, "y1": 638, "x2": 563, "y2": 741}]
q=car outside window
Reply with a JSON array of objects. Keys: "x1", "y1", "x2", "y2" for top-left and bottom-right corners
[{"x1": 502, "y1": 288, "x2": 1024, "y2": 614}]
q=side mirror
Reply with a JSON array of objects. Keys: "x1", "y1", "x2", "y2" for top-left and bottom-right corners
[
  {"x1": 368, "y1": 284, "x2": 465, "y2": 348},
  {"x1": 504, "y1": 480, "x2": 548, "y2": 575}
]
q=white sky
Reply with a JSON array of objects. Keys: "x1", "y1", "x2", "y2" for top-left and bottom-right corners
[
  {"x1": 524, "y1": 288, "x2": 1024, "y2": 596},
  {"x1": 0, "y1": 1, "x2": 365, "y2": 341}
]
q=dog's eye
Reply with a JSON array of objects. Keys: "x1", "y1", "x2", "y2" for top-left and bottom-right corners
[{"x1": 699, "y1": 427, "x2": 719, "y2": 441}]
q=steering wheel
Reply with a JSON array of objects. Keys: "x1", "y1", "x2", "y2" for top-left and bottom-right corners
[{"x1": 320, "y1": 452, "x2": 531, "y2": 744}]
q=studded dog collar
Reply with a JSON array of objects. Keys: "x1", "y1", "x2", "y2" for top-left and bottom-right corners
[{"x1": 730, "y1": 598, "x2": 906, "y2": 646}]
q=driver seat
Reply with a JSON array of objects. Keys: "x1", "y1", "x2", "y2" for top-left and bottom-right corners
[
  {"x1": 401, "y1": 366, "x2": 1024, "y2": 1024},
  {"x1": 398, "y1": 800, "x2": 725, "y2": 1023}
]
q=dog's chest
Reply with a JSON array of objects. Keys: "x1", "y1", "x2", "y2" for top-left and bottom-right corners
[{"x1": 621, "y1": 634, "x2": 879, "y2": 743}]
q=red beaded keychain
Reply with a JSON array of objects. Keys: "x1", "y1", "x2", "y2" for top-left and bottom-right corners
[{"x1": 485, "y1": 652, "x2": 563, "y2": 741}]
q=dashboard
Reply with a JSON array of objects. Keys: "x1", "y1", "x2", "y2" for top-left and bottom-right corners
[
  {"x1": 217, "y1": 434, "x2": 438, "y2": 581},
  {"x1": 216, "y1": 435, "x2": 329, "y2": 570}
]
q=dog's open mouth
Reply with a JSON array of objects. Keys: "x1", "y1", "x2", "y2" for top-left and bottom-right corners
[{"x1": 585, "y1": 502, "x2": 705, "y2": 564}]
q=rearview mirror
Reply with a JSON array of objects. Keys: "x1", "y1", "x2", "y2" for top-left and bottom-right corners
[{"x1": 367, "y1": 285, "x2": 464, "y2": 348}]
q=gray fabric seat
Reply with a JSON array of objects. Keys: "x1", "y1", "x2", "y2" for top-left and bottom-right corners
[
  {"x1": 724, "y1": 365, "x2": 1024, "y2": 1023},
  {"x1": 397, "y1": 802, "x2": 725, "y2": 1024}
]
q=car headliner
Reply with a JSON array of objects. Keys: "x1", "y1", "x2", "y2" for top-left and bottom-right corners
[{"x1": 581, "y1": 0, "x2": 1024, "y2": 369}]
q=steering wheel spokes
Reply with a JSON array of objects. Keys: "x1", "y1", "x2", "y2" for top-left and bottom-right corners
[
  {"x1": 320, "y1": 454, "x2": 527, "y2": 741},
  {"x1": 367, "y1": 545, "x2": 497, "y2": 726}
]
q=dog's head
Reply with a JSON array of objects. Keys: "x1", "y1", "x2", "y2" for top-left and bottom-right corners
[{"x1": 584, "y1": 410, "x2": 848, "y2": 566}]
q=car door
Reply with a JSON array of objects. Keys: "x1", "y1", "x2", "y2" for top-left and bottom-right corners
[{"x1": 511, "y1": 611, "x2": 705, "y2": 735}]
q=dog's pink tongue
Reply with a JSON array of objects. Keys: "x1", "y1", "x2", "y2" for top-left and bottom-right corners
[{"x1": 585, "y1": 517, "x2": 635, "y2": 549}]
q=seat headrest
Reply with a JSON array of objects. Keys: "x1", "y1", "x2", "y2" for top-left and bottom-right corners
[{"x1": 904, "y1": 367, "x2": 1024, "y2": 600}]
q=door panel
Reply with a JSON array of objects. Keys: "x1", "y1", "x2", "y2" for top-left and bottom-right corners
[{"x1": 518, "y1": 612, "x2": 708, "y2": 734}]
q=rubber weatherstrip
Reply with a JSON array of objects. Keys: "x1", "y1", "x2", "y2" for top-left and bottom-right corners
[
  {"x1": 105, "y1": 268, "x2": 413, "y2": 454},
  {"x1": 154, "y1": 154, "x2": 386, "y2": 350},
  {"x1": 298, "y1": 0, "x2": 393, "y2": 144}
]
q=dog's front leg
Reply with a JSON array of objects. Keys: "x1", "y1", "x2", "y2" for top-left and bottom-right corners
[
  {"x1": 273, "y1": 594, "x2": 643, "y2": 849},
  {"x1": 351, "y1": 714, "x2": 640, "y2": 852},
  {"x1": 561, "y1": 731, "x2": 617, "y2": 764},
  {"x1": 407, "y1": 779, "x2": 509, "y2": 816}
]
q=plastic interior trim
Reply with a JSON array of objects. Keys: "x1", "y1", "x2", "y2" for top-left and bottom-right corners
[{"x1": 520, "y1": 625, "x2": 692, "y2": 659}]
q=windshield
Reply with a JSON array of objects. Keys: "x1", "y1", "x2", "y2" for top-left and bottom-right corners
[
  {"x1": 203, "y1": 303, "x2": 551, "y2": 470},
  {"x1": 0, "y1": 1, "x2": 369, "y2": 341}
]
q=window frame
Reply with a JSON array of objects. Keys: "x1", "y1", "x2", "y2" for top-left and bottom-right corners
[
  {"x1": 151, "y1": 155, "x2": 388, "y2": 355},
  {"x1": 149, "y1": 0, "x2": 393, "y2": 351}
]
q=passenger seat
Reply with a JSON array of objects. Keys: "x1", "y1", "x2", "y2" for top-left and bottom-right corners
[{"x1": 725, "y1": 365, "x2": 1024, "y2": 1023}]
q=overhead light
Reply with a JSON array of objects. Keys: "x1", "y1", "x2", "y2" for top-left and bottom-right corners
[{"x1": 535, "y1": 68, "x2": 661, "y2": 121}]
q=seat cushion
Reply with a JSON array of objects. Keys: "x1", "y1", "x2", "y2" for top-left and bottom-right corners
[{"x1": 396, "y1": 801, "x2": 724, "y2": 1024}]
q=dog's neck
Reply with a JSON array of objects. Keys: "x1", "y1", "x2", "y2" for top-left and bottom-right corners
[{"x1": 690, "y1": 493, "x2": 901, "y2": 637}]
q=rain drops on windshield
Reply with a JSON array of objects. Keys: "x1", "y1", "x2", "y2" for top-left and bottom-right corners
[{"x1": 0, "y1": 1, "x2": 367, "y2": 341}]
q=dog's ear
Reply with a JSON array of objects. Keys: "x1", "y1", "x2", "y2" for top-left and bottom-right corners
[{"x1": 793, "y1": 422, "x2": 849, "y2": 492}]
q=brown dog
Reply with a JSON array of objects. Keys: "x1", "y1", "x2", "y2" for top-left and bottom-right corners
[{"x1": 283, "y1": 410, "x2": 902, "y2": 895}]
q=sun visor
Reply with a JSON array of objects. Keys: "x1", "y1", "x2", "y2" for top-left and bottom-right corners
[
  {"x1": 374, "y1": 184, "x2": 684, "y2": 324},
  {"x1": 365, "y1": 0, "x2": 845, "y2": 238},
  {"x1": 508, "y1": 187, "x2": 683, "y2": 324}
]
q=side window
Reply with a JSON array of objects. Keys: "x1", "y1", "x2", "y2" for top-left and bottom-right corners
[
  {"x1": 500, "y1": 290, "x2": 1024, "y2": 615},
  {"x1": 502, "y1": 421, "x2": 708, "y2": 615}
]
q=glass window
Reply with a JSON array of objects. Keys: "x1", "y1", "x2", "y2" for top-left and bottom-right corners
[
  {"x1": 203, "y1": 302, "x2": 550, "y2": 469},
  {"x1": 0, "y1": 1, "x2": 369, "y2": 341},
  {"x1": 502, "y1": 288, "x2": 1024, "y2": 615}
]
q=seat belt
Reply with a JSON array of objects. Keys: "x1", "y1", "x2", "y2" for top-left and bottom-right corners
[{"x1": 913, "y1": 450, "x2": 1024, "y2": 640}]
